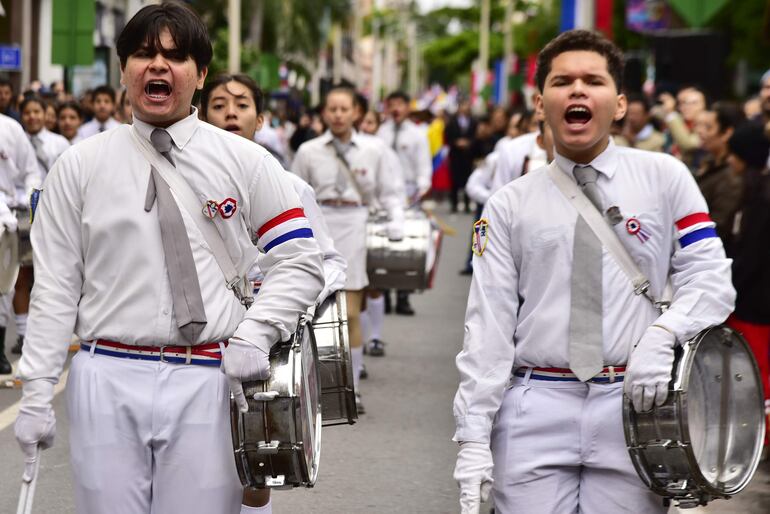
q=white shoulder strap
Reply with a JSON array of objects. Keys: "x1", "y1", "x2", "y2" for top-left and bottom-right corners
[
  {"x1": 546, "y1": 162, "x2": 657, "y2": 305},
  {"x1": 128, "y1": 125, "x2": 253, "y2": 307}
]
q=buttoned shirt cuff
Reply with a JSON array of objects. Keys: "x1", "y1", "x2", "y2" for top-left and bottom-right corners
[
  {"x1": 453, "y1": 415, "x2": 493, "y2": 445},
  {"x1": 21, "y1": 378, "x2": 56, "y2": 408},
  {"x1": 230, "y1": 319, "x2": 282, "y2": 354},
  {"x1": 652, "y1": 308, "x2": 697, "y2": 346}
]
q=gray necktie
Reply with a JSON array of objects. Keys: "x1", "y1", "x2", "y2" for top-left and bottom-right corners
[
  {"x1": 30, "y1": 135, "x2": 47, "y2": 171},
  {"x1": 331, "y1": 139, "x2": 351, "y2": 195},
  {"x1": 144, "y1": 128, "x2": 207, "y2": 343},
  {"x1": 569, "y1": 165, "x2": 604, "y2": 381},
  {"x1": 392, "y1": 122, "x2": 401, "y2": 151}
]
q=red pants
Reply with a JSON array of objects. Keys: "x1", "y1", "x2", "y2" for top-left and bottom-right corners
[{"x1": 727, "y1": 315, "x2": 770, "y2": 444}]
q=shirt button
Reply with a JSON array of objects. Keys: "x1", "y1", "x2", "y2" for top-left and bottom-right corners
[{"x1": 162, "y1": 309, "x2": 170, "y2": 315}]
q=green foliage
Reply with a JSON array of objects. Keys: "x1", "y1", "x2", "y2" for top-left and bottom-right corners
[{"x1": 708, "y1": 0, "x2": 770, "y2": 69}]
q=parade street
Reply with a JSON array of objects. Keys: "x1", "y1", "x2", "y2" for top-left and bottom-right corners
[{"x1": 0, "y1": 208, "x2": 767, "y2": 514}]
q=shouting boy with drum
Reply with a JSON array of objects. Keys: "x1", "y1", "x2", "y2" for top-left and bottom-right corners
[
  {"x1": 13, "y1": 3, "x2": 323, "y2": 513},
  {"x1": 453, "y1": 30, "x2": 735, "y2": 513}
]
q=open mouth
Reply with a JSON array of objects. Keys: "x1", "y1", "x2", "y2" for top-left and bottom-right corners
[
  {"x1": 565, "y1": 105, "x2": 592, "y2": 125},
  {"x1": 224, "y1": 124, "x2": 241, "y2": 132},
  {"x1": 144, "y1": 80, "x2": 172, "y2": 99}
]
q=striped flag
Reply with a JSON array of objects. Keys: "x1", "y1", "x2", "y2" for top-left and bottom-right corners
[{"x1": 560, "y1": 0, "x2": 614, "y2": 39}]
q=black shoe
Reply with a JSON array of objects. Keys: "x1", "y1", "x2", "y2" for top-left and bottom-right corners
[
  {"x1": 384, "y1": 292, "x2": 392, "y2": 314},
  {"x1": 367, "y1": 339, "x2": 386, "y2": 357},
  {"x1": 395, "y1": 299, "x2": 415, "y2": 316},
  {"x1": 11, "y1": 335, "x2": 23, "y2": 355},
  {"x1": 459, "y1": 267, "x2": 473, "y2": 276},
  {"x1": 355, "y1": 393, "x2": 365, "y2": 414},
  {"x1": 360, "y1": 363, "x2": 369, "y2": 379},
  {"x1": 0, "y1": 327, "x2": 11, "y2": 375}
]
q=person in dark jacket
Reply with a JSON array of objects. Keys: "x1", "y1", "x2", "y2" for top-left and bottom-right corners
[
  {"x1": 725, "y1": 121, "x2": 770, "y2": 445},
  {"x1": 445, "y1": 99, "x2": 477, "y2": 213}
]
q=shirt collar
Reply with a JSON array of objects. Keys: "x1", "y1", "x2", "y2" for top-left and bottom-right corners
[
  {"x1": 321, "y1": 129, "x2": 360, "y2": 147},
  {"x1": 132, "y1": 107, "x2": 200, "y2": 150},
  {"x1": 553, "y1": 137, "x2": 617, "y2": 180}
]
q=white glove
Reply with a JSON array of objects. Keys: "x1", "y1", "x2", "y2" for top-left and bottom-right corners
[
  {"x1": 453, "y1": 441, "x2": 494, "y2": 514},
  {"x1": 625, "y1": 325, "x2": 676, "y2": 413},
  {"x1": 14, "y1": 379, "x2": 56, "y2": 482},
  {"x1": 222, "y1": 338, "x2": 271, "y2": 413},
  {"x1": 386, "y1": 220, "x2": 404, "y2": 241}
]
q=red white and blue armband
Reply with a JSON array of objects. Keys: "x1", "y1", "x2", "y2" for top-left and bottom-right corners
[
  {"x1": 675, "y1": 212, "x2": 718, "y2": 248},
  {"x1": 257, "y1": 208, "x2": 314, "y2": 252}
]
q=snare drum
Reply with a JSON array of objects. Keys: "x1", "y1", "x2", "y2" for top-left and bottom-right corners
[
  {"x1": 311, "y1": 292, "x2": 357, "y2": 426},
  {"x1": 230, "y1": 318, "x2": 322, "y2": 489},
  {"x1": 366, "y1": 208, "x2": 442, "y2": 291},
  {"x1": 624, "y1": 325, "x2": 765, "y2": 508}
]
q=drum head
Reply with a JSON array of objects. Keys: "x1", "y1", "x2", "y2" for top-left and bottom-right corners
[{"x1": 685, "y1": 327, "x2": 765, "y2": 494}]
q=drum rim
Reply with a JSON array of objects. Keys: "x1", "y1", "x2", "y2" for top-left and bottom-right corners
[{"x1": 624, "y1": 325, "x2": 766, "y2": 501}]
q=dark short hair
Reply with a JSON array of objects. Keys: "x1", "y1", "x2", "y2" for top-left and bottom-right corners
[
  {"x1": 92, "y1": 85, "x2": 116, "y2": 104},
  {"x1": 625, "y1": 93, "x2": 651, "y2": 113},
  {"x1": 536, "y1": 29, "x2": 624, "y2": 92},
  {"x1": 711, "y1": 101, "x2": 745, "y2": 133},
  {"x1": 200, "y1": 74, "x2": 265, "y2": 116},
  {"x1": 19, "y1": 96, "x2": 46, "y2": 114},
  {"x1": 116, "y1": 1, "x2": 212, "y2": 71},
  {"x1": 385, "y1": 91, "x2": 410, "y2": 104},
  {"x1": 0, "y1": 79, "x2": 12, "y2": 92},
  {"x1": 354, "y1": 92, "x2": 369, "y2": 113},
  {"x1": 57, "y1": 100, "x2": 84, "y2": 120},
  {"x1": 321, "y1": 85, "x2": 357, "y2": 111}
]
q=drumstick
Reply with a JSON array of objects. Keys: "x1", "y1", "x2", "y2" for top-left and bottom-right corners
[
  {"x1": 421, "y1": 207, "x2": 457, "y2": 236},
  {"x1": 17, "y1": 446, "x2": 41, "y2": 514}
]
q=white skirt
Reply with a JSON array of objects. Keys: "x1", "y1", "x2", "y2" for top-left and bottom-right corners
[{"x1": 321, "y1": 205, "x2": 368, "y2": 290}]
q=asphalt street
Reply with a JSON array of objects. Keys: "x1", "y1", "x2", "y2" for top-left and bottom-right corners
[{"x1": 0, "y1": 208, "x2": 767, "y2": 513}]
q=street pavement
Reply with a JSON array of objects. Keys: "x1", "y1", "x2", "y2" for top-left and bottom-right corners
[{"x1": 0, "y1": 208, "x2": 768, "y2": 513}]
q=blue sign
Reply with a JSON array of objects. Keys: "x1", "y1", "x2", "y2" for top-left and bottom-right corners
[{"x1": 0, "y1": 46, "x2": 21, "y2": 71}]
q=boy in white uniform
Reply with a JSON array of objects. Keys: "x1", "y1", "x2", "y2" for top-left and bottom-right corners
[
  {"x1": 14, "y1": 4, "x2": 323, "y2": 514},
  {"x1": 453, "y1": 30, "x2": 735, "y2": 514}
]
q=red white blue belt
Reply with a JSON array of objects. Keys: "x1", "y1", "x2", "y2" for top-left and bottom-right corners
[
  {"x1": 80, "y1": 339, "x2": 226, "y2": 367},
  {"x1": 514, "y1": 366, "x2": 626, "y2": 383}
]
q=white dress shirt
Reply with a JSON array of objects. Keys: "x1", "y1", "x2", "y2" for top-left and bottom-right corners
[
  {"x1": 0, "y1": 114, "x2": 40, "y2": 207},
  {"x1": 489, "y1": 131, "x2": 538, "y2": 193},
  {"x1": 454, "y1": 140, "x2": 735, "y2": 444},
  {"x1": 465, "y1": 152, "x2": 498, "y2": 205},
  {"x1": 77, "y1": 117, "x2": 121, "y2": 139},
  {"x1": 18, "y1": 109, "x2": 324, "y2": 383},
  {"x1": 28, "y1": 128, "x2": 70, "y2": 178},
  {"x1": 377, "y1": 119, "x2": 432, "y2": 197}
]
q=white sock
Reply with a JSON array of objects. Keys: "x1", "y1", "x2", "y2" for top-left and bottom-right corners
[
  {"x1": 359, "y1": 307, "x2": 371, "y2": 343},
  {"x1": 241, "y1": 500, "x2": 272, "y2": 514},
  {"x1": 368, "y1": 296, "x2": 385, "y2": 341},
  {"x1": 351, "y1": 345, "x2": 363, "y2": 391},
  {"x1": 14, "y1": 313, "x2": 27, "y2": 337}
]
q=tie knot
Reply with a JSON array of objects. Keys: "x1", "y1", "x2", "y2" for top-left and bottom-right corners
[
  {"x1": 573, "y1": 165, "x2": 598, "y2": 187},
  {"x1": 151, "y1": 128, "x2": 173, "y2": 154}
]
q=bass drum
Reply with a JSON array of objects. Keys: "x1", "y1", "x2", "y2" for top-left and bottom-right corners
[
  {"x1": 230, "y1": 318, "x2": 322, "y2": 489},
  {"x1": 312, "y1": 291, "x2": 357, "y2": 426},
  {"x1": 366, "y1": 208, "x2": 442, "y2": 291},
  {"x1": 624, "y1": 325, "x2": 765, "y2": 508}
]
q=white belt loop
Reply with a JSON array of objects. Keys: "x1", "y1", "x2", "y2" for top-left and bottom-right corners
[
  {"x1": 88, "y1": 340, "x2": 97, "y2": 357},
  {"x1": 185, "y1": 346, "x2": 192, "y2": 365},
  {"x1": 522, "y1": 367, "x2": 533, "y2": 386},
  {"x1": 608, "y1": 365, "x2": 616, "y2": 384},
  {"x1": 218, "y1": 342, "x2": 227, "y2": 369}
]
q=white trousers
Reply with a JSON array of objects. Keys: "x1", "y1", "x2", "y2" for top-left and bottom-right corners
[
  {"x1": 66, "y1": 350, "x2": 242, "y2": 514},
  {"x1": 490, "y1": 374, "x2": 666, "y2": 514}
]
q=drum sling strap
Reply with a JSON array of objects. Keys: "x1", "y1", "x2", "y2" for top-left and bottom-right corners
[
  {"x1": 546, "y1": 162, "x2": 669, "y2": 311},
  {"x1": 128, "y1": 125, "x2": 254, "y2": 308}
]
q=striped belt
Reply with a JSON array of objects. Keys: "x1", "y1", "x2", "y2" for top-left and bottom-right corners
[
  {"x1": 513, "y1": 366, "x2": 626, "y2": 384},
  {"x1": 80, "y1": 339, "x2": 226, "y2": 367}
]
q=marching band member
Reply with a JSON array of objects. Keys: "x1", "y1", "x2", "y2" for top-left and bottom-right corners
[
  {"x1": 292, "y1": 85, "x2": 405, "y2": 413},
  {"x1": 453, "y1": 30, "x2": 735, "y2": 514},
  {"x1": 13, "y1": 4, "x2": 323, "y2": 514},
  {"x1": 200, "y1": 72, "x2": 346, "y2": 514},
  {"x1": 76, "y1": 85, "x2": 121, "y2": 139},
  {"x1": 0, "y1": 112, "x2": 39, "y2": 374},
  {"x1": 377, "y1": 91, "x2": 432, "y2": 316},
  {"x1": 11, "y1": 97, "x2": 70, "y2": 355}
]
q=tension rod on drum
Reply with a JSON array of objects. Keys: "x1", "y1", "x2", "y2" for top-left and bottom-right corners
[{"x1": 715, "y1": 338, "x2": 732, "y2": 485}]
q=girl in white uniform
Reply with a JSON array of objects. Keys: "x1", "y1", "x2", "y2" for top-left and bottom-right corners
[
  {"x1": 292, "y1": 87, "x2": 405, "y2": 414},
  {"x1": 200, "y1": 73, "x2": 346, "y2": 514}
]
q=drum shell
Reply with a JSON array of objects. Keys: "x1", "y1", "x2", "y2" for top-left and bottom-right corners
[
  {"x1": 624, "y1": 326, "x2": 765, "y2": 505},
  {"x1": 312, "y1": 292, "x2": 357, "y2": 426},
  {"x1": 366, "y1": 210, "x2": 440, "y2": 291},
  {"x1": 230, "y1": 324, "x2": 322, "y2": 489}
]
